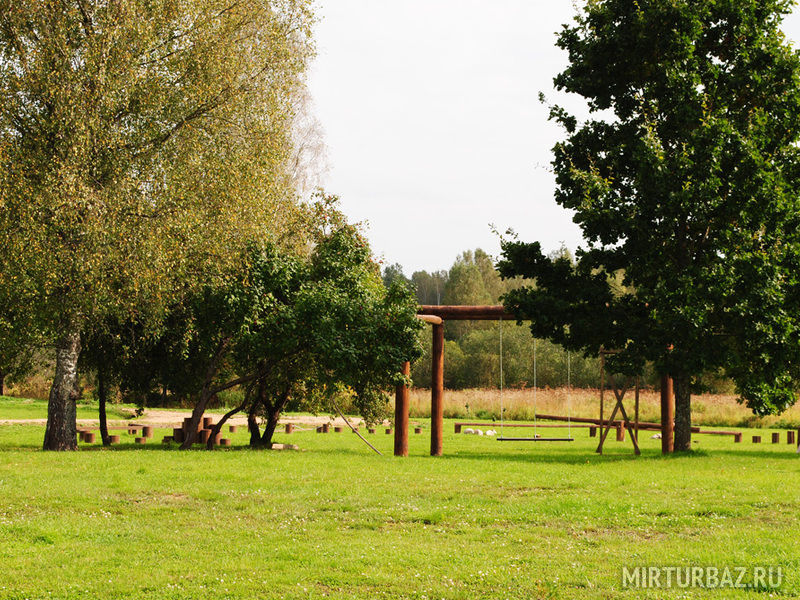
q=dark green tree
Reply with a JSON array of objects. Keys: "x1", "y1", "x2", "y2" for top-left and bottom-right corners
[{"x1": 500, "y1": 0, "x2": 800, "y2": 450}]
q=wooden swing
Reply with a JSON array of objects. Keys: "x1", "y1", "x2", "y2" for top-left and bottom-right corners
[{"x1": 497, "y1": 320, "x2": 574, "y2": 442}]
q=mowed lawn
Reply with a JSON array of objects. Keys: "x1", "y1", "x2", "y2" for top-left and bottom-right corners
[{"x1": 0, "y1": 401, "x2": 799, "y2": 599}]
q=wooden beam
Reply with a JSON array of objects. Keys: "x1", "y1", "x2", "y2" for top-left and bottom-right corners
[
  {"x1": 418, "y1": 305, "x2": 515, "y2": 320},
  {"x1": 416, "y1": 314, "x2": 443, "y2": 325}
]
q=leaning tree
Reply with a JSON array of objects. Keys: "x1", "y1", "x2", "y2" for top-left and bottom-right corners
[
  {"x1": 500, "y1": 0, "x2": 800, "y2": 450},
  {"x1": 0, "y1": 0, "x2": 315, "y2": 449}
]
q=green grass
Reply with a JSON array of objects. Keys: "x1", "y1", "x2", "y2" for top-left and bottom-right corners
[
  {"x1": 0, "y1": 395, "x2": 140, "y2": 421},
  {"x1": 0, "y1": 416, "x2": 798, "y2": 599}
]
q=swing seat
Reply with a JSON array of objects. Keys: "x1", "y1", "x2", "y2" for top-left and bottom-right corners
[{"x1": 497, "y1": 436, "x2": 574, "y2": 442}]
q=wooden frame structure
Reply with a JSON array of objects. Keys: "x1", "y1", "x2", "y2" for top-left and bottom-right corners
[
  {"x1": 395, "y1": 305, "x2": 676, "y2": 457},
  {"x1": 597, "y1": 349, "x2": 640, "y2": 455},
  {"x1": 394, "y1": 305, "x2": 512, "y2": 456}
]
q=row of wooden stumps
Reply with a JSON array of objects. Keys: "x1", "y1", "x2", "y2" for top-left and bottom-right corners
[
  {"x1": 752, "y1": 431, "x2": 798, "y2": 444},
  {"x1": 79, "y1": 425, "x2": 151, "y2": 445},
  {"x1": 169, "y1": 417, "x2": 233, "y2": 446},
  {"x1": 311, "y1": 423, "x2": 422, "y2": 434}
]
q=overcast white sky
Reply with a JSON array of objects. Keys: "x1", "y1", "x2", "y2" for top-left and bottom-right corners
[{"x1": 307, "y1": 1, "x2": 800, "y2": 275}]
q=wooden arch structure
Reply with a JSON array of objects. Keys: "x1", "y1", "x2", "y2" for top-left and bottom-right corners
[{"x1": 393, "y1": 305, "x2": 676, "y2": 457}]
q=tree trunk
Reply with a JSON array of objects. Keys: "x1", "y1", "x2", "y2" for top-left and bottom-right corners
[
  {"x1": 180, "y1": 389, "x2": 212, "y2": 449},
  {"x1": 43, "y1": 327, "x2": 81, "y2": 451},
  {"x1": 673, "y1": 372, "x2": 692, "y2": 451},
  {"x1": 248, "y1": 380, "x2": 266, "y2": 447},
  {"x1": 206, "y1": 400, "x2": 247, "y2": 450},
  {"x1": 260, "y1": 390, "x2": 290, "y2": 448},
  {"x1": 0, "y1": 369, "x2": 5, "y2": 396},
  {"x1": 97, "y1": 367, "x2": 110, "y2": 446}
]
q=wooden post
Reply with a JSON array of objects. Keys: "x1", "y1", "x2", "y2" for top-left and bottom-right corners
[
  {"x1": 788, "y1": 430, "x2": 796, "y2": 445},
  {"x1": 660, "y1": 374, "x2": 674, "y2": 454},
  {"x1": 634, "y1": 378, "x2": 640, "y2": 444},
  {"x1": 772, "y1": 432, "x2": 780, "y2": 444},
  {"x1": 284, "y1": 423, "x2": 293, "y2": 434},
  {"x1": 394, "y1": 361, "x2": 410, "y2": 457},
  {"x1": 752, "y1": 435, "x2": 761, "y2": 444},
  {"x1": 616, "y1": 423, "x2": 625, "y2": 442},
  {"x1": 599, "y1": 354, "x2": 605, "y2": 433},
  {"x1": 431, "y1": 323, "x2": 444, "y2": 456},
  {"x1": 589, "y1": 425, "x2": 597, "y2": 437}
]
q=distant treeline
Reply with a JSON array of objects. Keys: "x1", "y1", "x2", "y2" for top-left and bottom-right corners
[{"x1": 385, "y1": 249, "x2": 731, "y2": 392}]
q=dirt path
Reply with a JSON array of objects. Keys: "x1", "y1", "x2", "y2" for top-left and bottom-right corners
[{"x1": 0, "y1": 410, "x2": 380, "y2": 429}]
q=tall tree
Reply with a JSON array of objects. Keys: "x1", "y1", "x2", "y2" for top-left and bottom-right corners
[
  {"x1": 500, "y1": 0, "x2": 800, "y2": 450},
  {"x1": 0, "y1": 0, "x2": 314, "y2": 449}
]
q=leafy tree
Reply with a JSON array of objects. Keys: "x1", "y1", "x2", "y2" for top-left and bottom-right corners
[
  {"x1": 499, "y1": 0, "x2": 800, "y2": 450},
  {"x1": 411, "y1": 270, "x2": 448, "y2": 305},
  {"x1": 382, "y1": 263, "x2": 410, "y2": 288},
  {"x1": 0, "y1": 0, "x2": 315, "y2": 449},
  {"x1": 117, "y1": 199, "x2": 422, "y2": 449},
  {"x1": 0, "y1": 289, "x2": 40, "y2": 396}
]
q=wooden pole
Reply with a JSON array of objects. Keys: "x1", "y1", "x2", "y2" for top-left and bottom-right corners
[
  {"x1": 394, "y1": 361, "x2": 410, "y2": 457},
  {"x1": 660, "y1": 374, "x2": 674, "y2": 454},
  {"x1": 599, "y1": 354, "x2": 605, "y2": 433},
  {"x1": 431, "y1": 322, "x2": 444, "y2": 456},
  {"x1": 634, "y1": 378, "x2": 640, "y2": 444}
]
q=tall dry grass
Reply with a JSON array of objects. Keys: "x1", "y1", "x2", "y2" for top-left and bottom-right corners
[{"x1": 407, "y1": 387, "x2": 800, "y2": 429}]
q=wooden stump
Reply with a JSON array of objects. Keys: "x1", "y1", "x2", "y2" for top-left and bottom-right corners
[
  {"x1": 385, "y1": 428, "x2": 392, "y2": 435},
  {"x1": 368, "y1": 428, "x2": 376, "y2": 434},
  {"x1": 788, "y1": 430, "x2": 796, "y2": 445},
  {"x1": 109, "y1": 435, "x2": 120, "y2": 444},
  {"x1": 162, "y1": 436, "x2": 173, "y2": 444},
  {"x1": 752, "y1": 435, "x2": 761, "y2": 444},
  {"x1": 334, "y1": 426, "x2": 342, "y2": 433},
  {"x1": 772, "y1": 432, "x2": 780, "y2": 444},
  {"x1": 615, "y1": 424, "x2": 625, "y2": 442},
  {"x1": 220, "y1": 438, "x2": 231, "y2": 446},
  {"x1": 734, "y1": 433, "x2": 742, "y2": 443},
  {"x1": 316, "y1": 426, "x2": 322, "y2": 433},
  {"x1": 284, "y1": 423, "x2": 294, "y2": 434},
  {"x1": 454, "y1": 423, "x2": 462, "y2": 434},
  {"x1": 128, "y1": 428, "x2": 136, "y2": 435},
  {"x1": 173, "y1": 428, "x2": 185, "y2": 443},
  {"x1": 414, "y1": 427, "x2": 422, "y2": 434},
  {"x1": 78, "y1": 431, "x2": 87, "y2": 442},
  {"x1": 322, "y1": 423, "x2": 330, "y2": 433},
  {"x1": 84, "y1": 432, "x2": 95, "y2": 444},
  {"x1": 135, "y1": 437, "x2": 146, "y2": 444},
  {"x1": 198, "y1": 429, "x2": 211, "y2": 444},
  {"x1": 202, "y1": 416, "x2": 214, "y2": 429},
  {"x1": 229, "y1": 425, "x2": 238, "y2": 433},
  {"x1": 589, "y1": 426, "x2": 597, "y2": 438},
  {"x1": 142, "y1": 426, "x2": 153, "y2": 438}
]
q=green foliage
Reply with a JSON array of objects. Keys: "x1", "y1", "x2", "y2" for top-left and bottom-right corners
[
  {"x1": 0, "y1": 0, "x2": 316, "y2": 447},
  {"x1": 500, "y1": 0, "x2": 800, "y2": 421},
  {"x1": 113, "y1": 198, "x2": 423, "y2": 437}
]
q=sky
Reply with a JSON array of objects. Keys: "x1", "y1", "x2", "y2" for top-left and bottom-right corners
[{"x1": 307, "y1": 1, "x2": 800, "y2": 275}]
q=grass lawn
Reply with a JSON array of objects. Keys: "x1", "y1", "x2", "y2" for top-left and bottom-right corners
[
  {"x1": 0, "y1": 410, "x2": 798, "y2": 599},
  {"x1": 0, "y1": 396, "x2": 137, "y2": 421}
]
